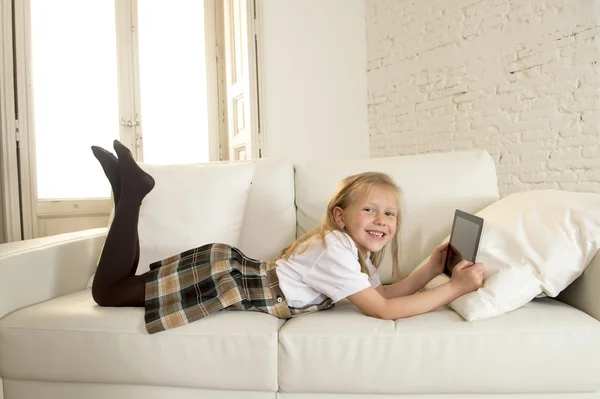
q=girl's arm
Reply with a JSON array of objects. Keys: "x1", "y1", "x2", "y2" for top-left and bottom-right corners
[
  {"x1": 376, "y1": 242, "x2": 450, "y2": 299},
  {"x1": 350, "y1": 260, "x2": 483, "y2": 320},
  {"x1": 376, "y1": 265, "x2": 437, "y2": 299}
]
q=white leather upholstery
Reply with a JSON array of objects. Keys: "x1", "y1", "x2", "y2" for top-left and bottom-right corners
[
  {"x1": 0, "y1": 228, "x2": 106, "y2": 319},
  {"x1": 294, "y1": 150, "x2": 499, "y2": 283},
  {"x1": 278, "y1": 298, "x2": 600, "y2": 394},
  {"x1": 3, "y1": 380, "x2": 275, "y2": 399},
  {"x1": 4, "y1": 381, "x2": 600, "y2": 399},
  {"x1": 277, "y1": 394, "x2": 600, "y2": 399},
  {"x1": 6, "y1": 381, "x2": 600, "y2": 399},
  {"x1": 278, "y1": 395, "x2": 600, "y2": 399},
  {"x1": 0, "y1": 289, "x2": 284, "y2": 391}
]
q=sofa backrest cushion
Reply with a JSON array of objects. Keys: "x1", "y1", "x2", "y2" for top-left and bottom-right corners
[
  {"x1": 294, "y1": 150, "x2": 499, "y2": 284},
  {"x1": 237, "y1": 158, "x2": 297, "y2": 261}
]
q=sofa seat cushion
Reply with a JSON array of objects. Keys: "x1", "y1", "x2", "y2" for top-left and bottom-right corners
[
  {"x1": 0, "y1": 289, "x2": 284, "y2": 391},
  {"x1": 278, "y1": 298, "x2": 600, "y2": 394}
]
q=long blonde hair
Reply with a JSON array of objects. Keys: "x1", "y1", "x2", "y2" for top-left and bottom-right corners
[{"x1": 280, "y1": 172, "x2": 402, "y2": 281}]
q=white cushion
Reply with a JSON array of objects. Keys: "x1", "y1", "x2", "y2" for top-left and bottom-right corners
[
  {"x1": 294, "y1": 150, "x2": 499, "y2": 284},
  {"x1": 417, "y1": 190, "x2": 600, "y2": 321},
  {"x1": 277, "y1": 299, "x2": 600, "y2": 394},
  {"x1": 236, "y1": 158, "x2": 296, "y2": 261},
  {"x1": 138, "y1": 158, "x2": 296, "y2": 265},
  {"x1": 135, "y1": 161, "x2": 255, "y2": 275},
  {"x1": 0, "y1": 290, "x2": 284, "y2": 391}
]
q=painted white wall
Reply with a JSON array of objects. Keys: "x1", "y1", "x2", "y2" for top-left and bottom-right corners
[
  {"x1": 259, "y1": 0, "x2": 370, "y2": 163},
  {"x1": 367, "y1": 0, "x2": 600, "y2": 197}
]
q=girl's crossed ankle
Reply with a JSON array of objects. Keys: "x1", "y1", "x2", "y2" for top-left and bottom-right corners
[{"x1": 113, "y1": 140, "x2": 155, "y2": 205}]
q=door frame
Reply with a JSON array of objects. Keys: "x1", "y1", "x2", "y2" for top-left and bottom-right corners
[
  {"x1": 206, "y1": 0, "x2": 228, "y2": 161},
  {"x1": 222, "y1": 0, "x2": 264, "y2": 160},
  {"x1": 10, "y1": 0, "x2": 36, "y2": 240},
  {"x1": 0, "y1": 0, "x2": 21, "y2": 241},
  {"x1": 254, "y1": 0, "x2": 266, "y2": 158}
]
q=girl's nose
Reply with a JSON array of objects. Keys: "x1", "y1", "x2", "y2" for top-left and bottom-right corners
[{"x1": 374, "y1": 216, "x2": 386, "y2": 226}]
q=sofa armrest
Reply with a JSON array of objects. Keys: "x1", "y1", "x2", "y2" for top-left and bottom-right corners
[
  {"x1": 0, "y1": 228, "x2": 107, "y2": 320},
  {"x1": 557, "y1": 251, "x2": 600, "y2": 321}
]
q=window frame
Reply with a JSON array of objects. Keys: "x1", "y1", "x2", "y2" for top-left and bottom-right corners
[{"x1": 2, "y1": 0, "x2": 226, "y2": 240}]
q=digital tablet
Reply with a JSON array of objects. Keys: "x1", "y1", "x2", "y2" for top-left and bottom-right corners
[{"x1": 444, "y1": 209, "x2": 485, "y2": 276}]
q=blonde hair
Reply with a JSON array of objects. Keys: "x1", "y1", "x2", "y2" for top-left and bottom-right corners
[{"x1": 279, "y1": 172, "x2": 402, "y2": 281}]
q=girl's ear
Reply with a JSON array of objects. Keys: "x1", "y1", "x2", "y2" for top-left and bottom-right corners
[{"x1": 332, "y1": 206, "x2": 345, "y2": 229}]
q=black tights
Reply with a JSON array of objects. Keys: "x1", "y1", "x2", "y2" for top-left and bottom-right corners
[{"x1": 91, "y1": 140, "x2": 155, "y2": 307}]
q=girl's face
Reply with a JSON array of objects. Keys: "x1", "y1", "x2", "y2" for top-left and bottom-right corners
[{"x1": 333, "y1": 185, "x2": 398, "y2": 253}]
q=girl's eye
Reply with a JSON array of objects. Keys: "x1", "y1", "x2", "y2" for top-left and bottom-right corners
[
  {"x1": 363, "y1": 208, "x2": 374, "y2": 213},
  {"x1": 385, "y1": 212, "x2": 396, "y2": 217}
]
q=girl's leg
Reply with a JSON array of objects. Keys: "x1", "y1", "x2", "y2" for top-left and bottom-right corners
[
  {"x1": 91, "y1": 146, "x2": 140, "y2": 277},
  {"x1": 91, "y1": 140, "x2": 155, "y2": 307}
]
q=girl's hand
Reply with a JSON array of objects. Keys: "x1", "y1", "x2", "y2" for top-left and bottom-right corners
[
  {"x1": 426, "y1": 242, "x2": 449, "y2": 277},
  {"x1": 450, "y1": 260, "x2": 484, "y2": 295}
]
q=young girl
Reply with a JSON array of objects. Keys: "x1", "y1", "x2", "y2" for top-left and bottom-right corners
[{"x1": 91, "y1": 140, "x2": 484, "y2": 334}]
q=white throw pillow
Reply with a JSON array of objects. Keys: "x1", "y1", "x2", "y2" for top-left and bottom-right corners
[
  {"x1": 412, "y1": 190, "x2": 600, "y2": 321},
  {"x1": 88, "y1": 161, "x2": 255, "y2": 287}
]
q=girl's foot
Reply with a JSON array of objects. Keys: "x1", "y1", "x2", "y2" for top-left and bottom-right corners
[
  {"x1": 91, "y1": 146, "x2": 121, "y2": 203},
  {"x1": 113, "y1": 140, "x2": 155, "y2": 205}
]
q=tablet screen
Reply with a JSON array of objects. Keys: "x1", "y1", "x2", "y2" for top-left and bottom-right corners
[{"x1": 445, "y1": 211, "x2": 484, "y2": 276}]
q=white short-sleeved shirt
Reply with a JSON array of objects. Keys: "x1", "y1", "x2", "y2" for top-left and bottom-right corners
[{"x1": 275, "y1": 230, "x2": 381, "y2": 309}]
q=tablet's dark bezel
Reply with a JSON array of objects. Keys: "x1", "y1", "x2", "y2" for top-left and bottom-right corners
[{"x1": 443, "y1": 209, "x2": 484, "y2": 276}]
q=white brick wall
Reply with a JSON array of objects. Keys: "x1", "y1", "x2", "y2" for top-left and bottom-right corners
[{"x1": 367, "y1": 0, "x2": 600, "y2": 196}]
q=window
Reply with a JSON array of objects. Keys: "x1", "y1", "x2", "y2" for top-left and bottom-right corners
[
  {"x1": 137, "y1": 0, "x2": 211, "y2": 165},
  {"x1": 29, "y1": 0, "x2": 216, "y2": 200},
  {"x1": 2, "y1": 0, "x2": 260, "y2": 240},
  {"x1": 30, "y1": 0, "x2": 119, "y2": 199}
]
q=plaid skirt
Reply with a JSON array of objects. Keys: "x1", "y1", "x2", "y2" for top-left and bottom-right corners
[{"x1": 144, "y1": 243, "x2": 293, "y2": 334}]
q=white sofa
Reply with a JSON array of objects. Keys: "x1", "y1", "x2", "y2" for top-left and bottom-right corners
[{"x1": 1, "y1": 150, "x2": 599, "y2": 399}]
